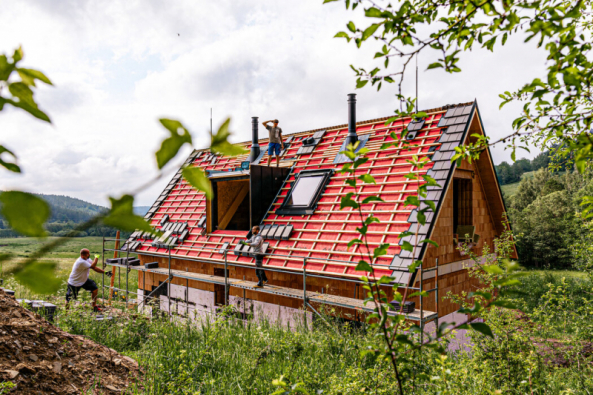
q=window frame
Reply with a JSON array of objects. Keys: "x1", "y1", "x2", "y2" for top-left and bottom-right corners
[
  {"x1": 276, "y1": 169, "x2": 334, "y2": 215},
  {"x1": 452, "y1": 177, "x2": 473, "y2": 232}
]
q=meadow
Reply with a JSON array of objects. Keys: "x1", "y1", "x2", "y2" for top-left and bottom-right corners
[
  {"x1": 1, "y1": 236, "x2": 138, "y2": 304},
  {"x1": 3, "y1": 237, "x2": 593, "y2": 394}
]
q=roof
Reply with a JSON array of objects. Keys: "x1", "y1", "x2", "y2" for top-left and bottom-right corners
[{"x1": 128, "y1": 101, "x2": 479, "y2": 285}]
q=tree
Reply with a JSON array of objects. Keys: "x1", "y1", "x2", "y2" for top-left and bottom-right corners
[
  {"x1": 326, "y1": 0, "x2": 593, "y2": 213},
  {"x1": 513, "y1": 190, "x2": 578, "y2": 268}
]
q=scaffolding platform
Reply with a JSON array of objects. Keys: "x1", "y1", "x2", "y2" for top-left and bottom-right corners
[{"x1": 105, "y1": 263, "x2": 437, "y2": 322}]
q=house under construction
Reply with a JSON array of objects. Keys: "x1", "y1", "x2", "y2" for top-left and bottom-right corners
[{"x1": 104, "y1": 95, "x2": 515, "y2": 329}]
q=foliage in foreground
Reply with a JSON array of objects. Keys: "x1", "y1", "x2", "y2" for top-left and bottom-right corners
[{"x1": 50, "y1": 271, "x2": 593, "y2": 395}]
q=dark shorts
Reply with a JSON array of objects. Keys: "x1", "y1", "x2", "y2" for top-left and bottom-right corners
[
  {"x1": 66, "y1": 278, "x2": 98, "y2": 302},
  {"x1": 268, "y1": 143, "x2": 282, "y2": 156}
]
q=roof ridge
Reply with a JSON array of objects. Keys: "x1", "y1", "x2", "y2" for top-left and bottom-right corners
[{"x1": 226, "y1": 101, "x2": 476, "y2": 146}]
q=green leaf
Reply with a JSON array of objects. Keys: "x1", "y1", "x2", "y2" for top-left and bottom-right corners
[
  {"x1": 362, "y1": 24, "x2": 380, "y2": 41},
  {"x1": 373, "y1": 243, "x2": 390, "y2": 258},
  {"x1": 355, "y1": 260, "x2": 373, "y2": 272},
  {"x1": 12, "y1": 47, "x2": 23, "y2": 62},
  {"x1": 468, "y1": 322, "x2": 494, "y2": 338},
  {"x1": 16, "y1": 68, "x2": 52, "y2": 86},
  {"x1": 427, "y1": 62, "x2": 443, "y2": 70},
  {"x1": 6, "y1": 82, "x2": 51, "y2": 122},
  {"x1": 323, "y1": 0, "x2": 339, "y2": 2},
  {"x1": 483, "y1": 264, "x2": 504, "y2": 275},
  {"x1": 356, "y1": 79, "x2": 368, "y2": 89},
  {"x1": 14, "y1": 260, "x2": 61, "y2": 294},
  {"x1": 183, "y1": 166, "x2": 214, "y2": 199},
  {"x1": 211, "y1": 118, "x2": 249, "y2": 157},
  {"x1": 362, "y1": 196, "x2": 384, "y2": 204},
  {"x1": 365, "y1": 7, "x2": 382, "y2": 17},
  {"x1": 347, "y1": 21, "x2": 356, "y2": 33},
  {"x1": 347, "y1": 238, "x2": 362, "y2": 249},
  {"x1": 103, "y1": 195, "x2": 154, "y2": 233},
  {"x1": 400, "y1": 241, "x2": 413, "y2": 252},
  {"x1": 0, "y1": 145, "x2": 21, "y2": 173},
  {"x1": 334, "y1": 32, "x2": 350, "y2": 40},
  {"x1": 469, "y1": 291, "x2": 492, "y2": 301},
  {"x1": 404, "y1": 195, "x2": 420, "y2": 207},
  {"x1": 0, "y1": 191, "x2": 50, "y2": 237},
  {"x1": 156, "y1": 118, "x2": 193, "y2": 169},
  {"x1": 9, "y1": 98, "x2": 51, "y2": 122},
  {"x1": 408, "y1": 259, "x2": 422, "y2": 272},
  {"x1": 358, "y1": 174, "x2": 375, "y2": 184},
  {"x1": 345, "y1": 178, "x2": 357, "y2": 187},
  {"x1": 340, "y1": 193, "x2": 359, "y2": 209},
  {"x1": 0, "y1": 55, "x2": 13, "y2": 81}
]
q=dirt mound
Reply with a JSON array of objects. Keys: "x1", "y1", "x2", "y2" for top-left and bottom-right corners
[{"x1": 0, "y1": 290, "x2": 141, "y2": 394}]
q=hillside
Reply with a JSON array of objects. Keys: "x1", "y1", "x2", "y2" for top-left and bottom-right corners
[
  {"x1": 0, "y1": 194, "x2": 146, "y2": 237},
  {"x1": 501, "y1": 182, "x2": 520, "y2": 197},
  {"x1": 39, "y1": 194, "x2": 107, "y2": 223}
]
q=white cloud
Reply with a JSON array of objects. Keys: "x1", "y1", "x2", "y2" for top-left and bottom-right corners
[{"x1": 0, "y1": 0, "x2": 548, "y2": 206}]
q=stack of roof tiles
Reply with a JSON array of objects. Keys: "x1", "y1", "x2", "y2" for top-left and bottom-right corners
[{"x1": 131, "y1": 102, "x2": 475, "y2": 285}]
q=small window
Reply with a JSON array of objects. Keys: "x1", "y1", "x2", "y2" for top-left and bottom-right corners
[
  {"x1": 276, "y1": 169, "x2": 333, "y2": 215},
  {"x1": 453, "y1": 178, "x2": 473, "y2": 232}
]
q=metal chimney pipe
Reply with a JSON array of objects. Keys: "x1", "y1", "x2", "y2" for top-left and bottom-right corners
[
  {"x1": 346, "y1": 93, "x2": 358, "y2": 146},
  {"x1": 249, "y1": 117, "x2": 260, "y2": 163}
]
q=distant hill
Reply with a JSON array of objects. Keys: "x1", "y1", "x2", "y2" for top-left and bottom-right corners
[
  {"x1": 0, "y1": 194, "x2": 146, "y2": 238},
  {"x1": 39, "y1": 194, "x2": 107, "y2": 223}
]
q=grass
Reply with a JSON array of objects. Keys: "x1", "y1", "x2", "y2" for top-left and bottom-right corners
[
  {"x1": 501, "y1": 182, "x2": 521, "y2": 196},
  {"x1": 1, "y1": 236, "x2": 138, "y2": 304},
  {"x1": 50, "y1": 271, "x2": 593, "y2": 395},
  {"x1": 3, "y1": 237, "x2": 593, "y2": 393}
]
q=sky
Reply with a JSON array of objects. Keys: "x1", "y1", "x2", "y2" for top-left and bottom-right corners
[{"x1": 0, "y1": 0, "x2": 548, "y2": 207}]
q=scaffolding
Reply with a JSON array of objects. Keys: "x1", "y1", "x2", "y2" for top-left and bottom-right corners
[{"x1": 101, "y1": 237, "x2": 440, "y2": 330}]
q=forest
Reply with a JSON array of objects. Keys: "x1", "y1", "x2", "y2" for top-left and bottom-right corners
[{"x1": 0, "y1": 194, "x2": 125, "y2": 238}]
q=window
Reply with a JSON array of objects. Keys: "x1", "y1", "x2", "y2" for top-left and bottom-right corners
[
  {"x1": 276, "y1": 169, "x2": 333, "y2": 215},
  {"x1": 208, "y1": 178, "x2": 251, "y2": 232},
  {"x1": 453, "y1": 178, "x2": 473, "y2": 232},
  {"x1": 286, "y1": 176, "x2": 324, "y2": 206}
]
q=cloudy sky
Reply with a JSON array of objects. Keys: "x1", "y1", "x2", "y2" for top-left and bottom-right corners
[{"x1": 0, "y1": 0, "x2": 547, "y2": 206}]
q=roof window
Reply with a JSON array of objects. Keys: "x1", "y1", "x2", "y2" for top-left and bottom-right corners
[{"x1": 276, "y1": 169, "x2": 333, "y2": 215}]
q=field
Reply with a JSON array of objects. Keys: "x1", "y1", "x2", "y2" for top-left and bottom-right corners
[
  {"x1": 1, "y1": 236, "x2": 138, "y2": 303},
  {"x1": 2, "y1": 237, "x2": 593, "y2": 393}
]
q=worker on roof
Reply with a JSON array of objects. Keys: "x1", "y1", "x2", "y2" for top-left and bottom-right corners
[
  {"x1": 241, "y1": 225, "x2": 268, "y2": 287},
  {"x1": 66, "y1": 248, "x2": 111, "y2": 312},
  {"x1": 262, "y1": 119, "x2": 285, "y2": 167}
]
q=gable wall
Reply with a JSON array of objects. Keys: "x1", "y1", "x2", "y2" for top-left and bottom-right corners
[{"x1": 419, "y1": 115, "x2": 505, "y2": 317}]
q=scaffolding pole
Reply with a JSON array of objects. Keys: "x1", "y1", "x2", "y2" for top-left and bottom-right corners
[{"x1": 103, "y1": 238, "x2": 439, "y2": 326}]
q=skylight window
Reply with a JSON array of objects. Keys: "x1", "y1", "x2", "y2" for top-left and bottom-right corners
[
  {"x1": 276, "y1": 169, "x2": 333, "y2": 215},
  {"x1": 286, "y1": 176, "x2": 324, "y2": 206}
]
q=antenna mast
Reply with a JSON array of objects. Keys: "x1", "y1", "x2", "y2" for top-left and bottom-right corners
[
  {"x1": 415, "y1": 53, "x2": 418, "y2": 114},
  {"x1": 210, "y1": 108, "x2": 213, "y2": 143}
]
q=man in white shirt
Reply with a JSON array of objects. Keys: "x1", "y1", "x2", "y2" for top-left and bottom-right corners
[{"x1": 66, "y1": 248, "x2": 110, "y2": 311}]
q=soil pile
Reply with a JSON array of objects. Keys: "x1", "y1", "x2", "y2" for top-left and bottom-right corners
[{"x1": 0, "y1": 290, "x2": 141, "y2": 394}]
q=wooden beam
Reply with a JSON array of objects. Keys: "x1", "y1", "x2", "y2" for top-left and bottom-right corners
[
  {"x1": 108, "y1": 230, "x2": 120, "y2": 305},
  {"x1": 218, "y1": 182, "x2": 249, "y2": 230}
]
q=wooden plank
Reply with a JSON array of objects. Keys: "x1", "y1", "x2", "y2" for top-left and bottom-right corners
[
  {"x1": 108, "y1": 230, "x2": 120, "y2": 305},
  {"x1": 218, "y1": 181, "x2": 249, "y2": 230}
]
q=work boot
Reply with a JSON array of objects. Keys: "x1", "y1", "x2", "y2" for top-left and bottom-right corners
[{"x1": 256, "y1": 281, "x2": 264, "y2": 287}]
